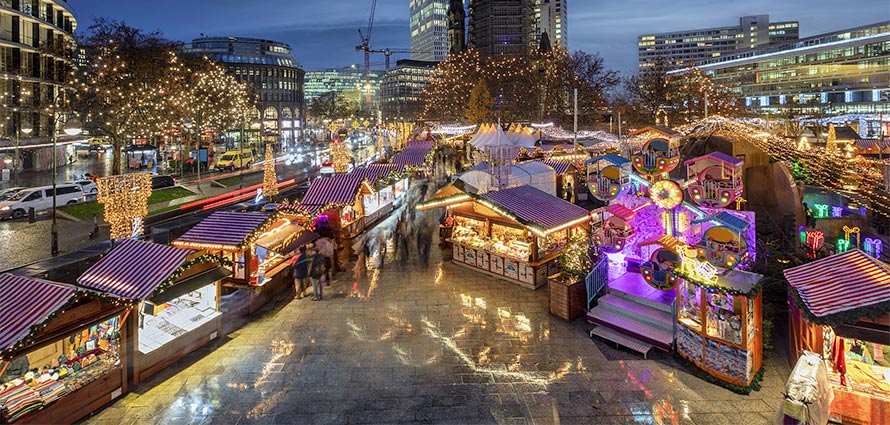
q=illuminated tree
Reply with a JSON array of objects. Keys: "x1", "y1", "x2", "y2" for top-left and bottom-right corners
[
  {"x1": 306, "y1": 92, "x2": 358, "y2": 126},
  {"x1": 465, "y1": 79, "x2": 494, "y2": 124},
  {"x1": 175, "y1": 54, "x2": 253, "y2": 147},
  {"x1": 262, "y1": 144, "x2": 278, "y2": 198},
  {"x1": 621, "y1": 57, "x2": 672, "y2": 124},
  {"x1": 97, "y1": 173, "x2": 153, "y2": 240},
  {"x1": 666, "y1": 68, "x2": 741, "y2": 123}
]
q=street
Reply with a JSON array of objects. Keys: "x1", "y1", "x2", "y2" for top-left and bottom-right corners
[{"x1": 82, "y1": 177, "x2": 791, "y2": 425}]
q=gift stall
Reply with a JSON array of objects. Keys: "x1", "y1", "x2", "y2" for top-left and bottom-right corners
[
  {"x1": 297, "y1": 175, "x2": 376, "y2": 240},
  {"x1": 348, "y1": 164, "x2": 408, "y2": 227},
  {"x1": 0, "y1": 273, "x2": 128, "y2": 424},
  {"x1": 419, "y1": 185, "x2": 590, "y2": 289},
  {"x1": 76, "y1": 240, "x2": 228, "y2": 385},
  {"x1": 542, "y1": 160, "x2": 578, "y2": 202},
  {"x1": 784, "y1": 249, "x2": 890, "y2": 424},
  {"x1": 172, "y1": 211, "x2": 315, "y2": 315}
]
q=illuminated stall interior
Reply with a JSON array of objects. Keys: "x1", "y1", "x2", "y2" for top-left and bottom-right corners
[
  {"x1": 420, "y1": 184, "x2": 590, "y2": 289},
  {"x1": 784, "y1": 249, "x2": 890, "y2": 425},
  {"x1": 347, "y1": 164, "x2": 408, "y2": 225},
  {"x1": 76, "y1": 240, "x2": 228, "y2": 384},
  {"x1": 0, "y1": 274, "x2": 128, "y2": 425},
  {"x1": 296, "y1": 175, "x2": 376, "y2": 240}
]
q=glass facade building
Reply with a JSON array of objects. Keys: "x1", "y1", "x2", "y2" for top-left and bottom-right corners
[
  {"x1": 675, "y1": 22, "x2": 890, "y2": 115},
  {"x1": 0, "y1": 0, "x2": 77, "y2": 170},
  {"x1": 638, "y1": 15, "x2": 799, "y2": 72},
  {"x1": 468, "y1": 0, "x2": 536, "y2": 57},
  {"x1": 304, "y1": 68, "x2": 383, "y2": 111},
  {"x1": 381, "y1": 59, "x2": 438, "y2": 122},
  {"x1": 535, "y1": 0, "x2": 567, "y2": 50},
  {"x1": 186, "y1": 37, "x2": 305, "y2": 147},
  {"x1": 410, "y1": 0, "x2": 449, "y2": 62}
]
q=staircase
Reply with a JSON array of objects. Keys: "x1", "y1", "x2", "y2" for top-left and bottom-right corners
[{"x1": 588, "y1": 272, "x2": 675, "y2": 357}]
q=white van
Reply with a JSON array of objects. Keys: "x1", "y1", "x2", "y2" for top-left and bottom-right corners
[{"x1": 0, "y1": 184, "x2": 86, "y2": 219}]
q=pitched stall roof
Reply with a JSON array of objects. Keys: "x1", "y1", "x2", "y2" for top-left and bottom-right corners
[
  {"x1": 347, "y1": 164, "x2": 398, "y2": 182},
  {"x1": 300, "y1": 175, "x2": 365, "y2": 207},
  {"x1": 784, "y1": 250, "x2": 890, "y2": 319},
  {"x1": 77, "y1": 240, "x2": 193, "y2": 301},
  {"x1": 391, "y1": 150, "x2": 430, "y2": 168},
  {"x1": 174, "y1": 211, "x2": 269, "y2": 250},
  {"x1": 684, "y1": 151, "x2": 744, "y2": 166},
  {"x1": 629, "y1": 125, "x2": 680, "y2": 137},
  {"x1": 606, "y1": 204, "x2": 637, "y2": 222},
  {"x1": 0, "y1": 274, "x2": 77, "y2": 353},
  {"x1": 833, "y1": 126, "x2": 861, "y2": 141},
  {"x1": 406, "y1": 140, "x2": 434, "y2": 151},
  {"x1": 587, "y1": 154, "x2": 631, "y2": 166},
  {"x1": 542, "y1": 160, "x2": 574, "y2": 175},
  {"x1": 480, "y1": 185, "x2": 589, "y2": 232}
]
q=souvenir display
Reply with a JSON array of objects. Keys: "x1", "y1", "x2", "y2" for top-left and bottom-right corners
[{"x1": 139, "y1": 284, "x2": 220, "y2": 354}]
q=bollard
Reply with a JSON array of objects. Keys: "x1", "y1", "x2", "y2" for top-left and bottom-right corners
[{"x1": 28, "y1": 207, "x2": 35, "y2": 223}]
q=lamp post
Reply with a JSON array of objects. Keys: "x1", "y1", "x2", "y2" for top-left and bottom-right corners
[
  {"x1": 17, "y1": 123, "x2": 32, "y2": 187},
  {"x1": 184, "y1": 118, "x2": 199, "y2": 191},
  {"x1": 51, "y1": 117, "x2": 82, "y2": 256}
]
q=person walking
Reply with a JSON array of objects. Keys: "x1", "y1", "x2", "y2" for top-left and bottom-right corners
[
  {"x1": 308, "y1": 247, "x2": 325, "y2": 300},
  {"x1": 291, "y1": 246, "x2": 310, "y2": 299},
  {"x1": 316, "y1": 236, "x2": 335, "y2": 286}
]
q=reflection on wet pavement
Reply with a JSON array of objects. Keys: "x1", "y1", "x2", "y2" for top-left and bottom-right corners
[{"x1": 84, "y1": 179, "x2": 789, "y2": 425}]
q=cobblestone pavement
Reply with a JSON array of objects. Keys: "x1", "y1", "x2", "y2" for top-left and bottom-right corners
[{"x1": 83, "y1": 200, "x2": 791, "y2": 425}]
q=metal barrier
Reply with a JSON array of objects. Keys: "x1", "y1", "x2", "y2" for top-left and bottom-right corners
[{"x1": 585, "y1": 256, "x2": 609, "y2": 310}]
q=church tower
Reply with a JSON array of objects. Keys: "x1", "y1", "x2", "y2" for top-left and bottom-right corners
[{"x1": 448, "y1": 0, "x2": 466, "y2": 55}]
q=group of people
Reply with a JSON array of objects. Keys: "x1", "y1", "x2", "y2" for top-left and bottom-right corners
[{"x1": 290, "y1": 237, "x2": 335, "y2": 301}]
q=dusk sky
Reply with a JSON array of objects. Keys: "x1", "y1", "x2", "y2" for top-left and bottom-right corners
[{"x1": 71, "y1": 0, "x2": 888, "y2": 75}]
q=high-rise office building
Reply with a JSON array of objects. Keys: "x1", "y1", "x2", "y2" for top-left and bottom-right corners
[
  {"x1": 638, "y1": 15, "x2": 799, "y2": 72},
  {"x1": 468, "y1": 0, "x2": 536, "y2": 57},
  {"x1": 0, "y1": 0, "x2": 78, "y2": 171},
  {"x1": 673, "y1": 22, "x2": 890, "y2": 120},
  {"x1": 535, "y1": 0, "x2": 567, "y2": 49},
  {"x1": 303, "y1": 67, "x2": 383, "y2": 110},
  {"x1": 186, "y1": 37, "x2": 305, "y2": 147},
  {"x1": 381, "y1": 59, "x2": 438, "y2": 122},
  {"x1": 410, "y1": 0, "x2": 450, "y2": 62}
]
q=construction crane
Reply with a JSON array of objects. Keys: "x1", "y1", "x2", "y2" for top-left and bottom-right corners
[{"x1": 356, "y1": 0, "x2": 377, "y2": 105}]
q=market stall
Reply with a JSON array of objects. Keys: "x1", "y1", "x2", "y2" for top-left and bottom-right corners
[
  {"x1": 76, "y1": 240, "x2": 228, "y2": 385},
  {"x1": 0, "y1": 273, "x2": 128, "y2": 424},
  {"x1": 675, "y1": 267, "x2": 764, "y2": 387},
  {"x1": 297, "y1": 175, "x2": 376, "y2": 240},
  {"x1": 348, "y1": 164, "x2": 408, "y2": 226},
  {"x1": 784, "y1": 249, "x2": 890, "y2": 424},
  {"x1": 542, "y1": 160, "x2": 578, "y2": 202},
  {"x1": 419, "y1": 185, "x2": 590, "y2": 289},
  {"x1": 172, "y1": 211, "x2": 315, "y2": 315}
]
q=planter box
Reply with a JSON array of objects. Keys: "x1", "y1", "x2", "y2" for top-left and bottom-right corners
[{"x1": 548, "y1": 274, "x2": 586, "y2": 321}]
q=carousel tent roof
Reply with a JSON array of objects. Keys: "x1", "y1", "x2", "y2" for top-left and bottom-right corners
[
  {"x1": 300, "y1": 175, "x2": 366, "y2": 207},
  {"x1": 481, "y1": 185, "x2": 588, "y2": 231},
  {"x1": 784, "y1": 250, "x2": 890, "y2": 319},
  {"x1": 606, "y1": 204, "x2": 636, "y2": 222},
  {"x1": 691, "y1": 211, "x2": 750, "y2": 233},
  {"x1": 174, "y1": 211, "x2": 269, "y2": 250},
  {"x1": 77, "y1": 240, "x2": 194, "y2": 301},
  {"x1": 0, "y1": 274, "x2": 78, "y2": 355}
]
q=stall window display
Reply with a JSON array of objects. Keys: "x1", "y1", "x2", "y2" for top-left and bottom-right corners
[
  {"x1": 139, "y1": 284, "x2": 220, "y2": 354},
  {"x1": 0, "y1": 317, "x2": 121, "y2": 423},
  {"x1": 824, "y1": 328, "x2": 890, "y2": 400},
  {"x1": 490, "y1": 224, "x2": 531, "y2": 261},
  {"x1": 538, "y1": 229, "x2": 569, "y2": 258},
  {"x1": 678, "y1": 281, "x2": 703, "y2": 332},
  {"x1": 341, "y1": 205, "x2": 359, "y2": 224},
  {"x1": 707, "y1": 292, "x2": 743, "y2": 346},
  {"x1": 452, "y1": 216, "x2": 486, "y2": 245}
]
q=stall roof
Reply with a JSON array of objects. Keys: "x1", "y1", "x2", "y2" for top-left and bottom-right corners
[
  {"x1": 406, "y1": 140, "x2": 434, "y2": 151},
  {"x1": 174, "y1": 211, "x2": 269, "y2": 250},
  {"x1": 542, "y1": 160, "x2": 574, "y2": 175},
  {"x1": 629, "y1": 125, "x2": 679, "y2": 137},
  {"x1": 606, "y1": 204, "x2": 637, "y2": 222},
  {"x1": 480, "y1": 185, "x2": 589, "y2": 232},
  {"x1": 691, "y1": 211, "x2": 750, "y2": 233},
  {"x1": 784, "y1": 250, "x2": 890, "y2": 318},
  {"x1": 77, "y1": 240, "x2": 194, "y2": 301},
  {"x1": 348, "y1": 164, "x2": 399, "y2": 182},
  {"x1": 0, "y1": 274, "x2": 78, "y2": 354},
  {"x1": 300, "y1": 175, "x2": 366, "y2": 207},
  {"x1": 391, "y1": 149, "x2": 430, "y2": 168},
  {"x1": 683, "y1": 151, "x2": 743, "y2": 167},
  {"x1": 586, "y1": 154, "x2": 630, "y2": 166},
  {"x1": 712, "y1": 270, "x2": 763, "y2": 295}
]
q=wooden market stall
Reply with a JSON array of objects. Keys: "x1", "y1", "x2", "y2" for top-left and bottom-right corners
[
  {"x1": 297, "y1": 175, "x2": 377, "y2": 241},
  {"x1": 76, "y1": 240, "x2": 229, "y2": 385},
  {"x1": 784, "y1": 249, "x2": 890, "y2": 425},
  {"x1": 420, "y1": 185, "x2": 590, "y2": 289},
  {"x1": 0, "y1": 274, "x2": 128, "y2": 425},
  {"x1": 172, "y1": 211, "x2": 317, "y2": 315},
  {"x1": 348, "y1": 164, "x2": 409, "y2": 227},
  {"x1": 675, "y1": 268, "x2": 764, "y2": 387}
]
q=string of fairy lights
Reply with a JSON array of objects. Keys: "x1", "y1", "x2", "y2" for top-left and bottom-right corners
[{"x1": 262, "y1": 144, "x2": 279, "y2": 198}]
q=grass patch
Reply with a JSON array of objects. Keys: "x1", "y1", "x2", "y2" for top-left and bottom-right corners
[
  {"x1": 148, "y1": 187, "x2": 194, "y2": 204},
  {"x1": 61, "y1": 186, "x2": 195, "y2": 220},
  {"x1": 215, "y1": 176, "x2": 244, "y2": 187},
  {"x1": 60, "y1": 201, "x2": 104, "y2": 220}
]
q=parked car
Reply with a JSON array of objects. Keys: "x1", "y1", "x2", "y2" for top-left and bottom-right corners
[
  {"x1": 0, "y1": 184, "x2": 86, "y2": 219},
  {"x1": 151, "y1": 174, "x2": 176, "y2": 190},
  {"x1": 72, "y1": 179, "x2": 98, "y2": 195},
  {"x1": 0, "y1": 187, "x2": 25, "y2": 202},
  {"x1": 215, "y1": 149, "x2": 254, "y2": 171}
]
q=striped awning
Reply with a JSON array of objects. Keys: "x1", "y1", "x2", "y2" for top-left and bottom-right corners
[
  {"x1": 77, "y1": 240, "x2": 194, "y2": 301},
  {"x1": 300, "y1": 175, "x2": 364, "y2": 207},
  {"x1": 174, "y1": 211, "x2": 269, "y2": 250},
  {"x1": 784, "y1": 250, "x2": 890, "y2": 318},
  {"x1": 542, "y1": 160, "x2": 574, "y2": 175},
  {"x1": 391, "y1": 150, "x2": 430, "y2": 168},
  {"x1": 0, "y1": 274, "x2": 77, "y2": 353},
  {"x1": 406, "y1": 140, "x2": 434, "y2": 151},
  {"x1": 481, "y1": 185, "x2": 589, "y2": 231},
  {"x1": 348, "y1": 164, "x2": 398, "y2": 183}
]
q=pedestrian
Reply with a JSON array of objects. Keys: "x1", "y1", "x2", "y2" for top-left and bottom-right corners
[
  {"x1": 416, "y1": 230, "x2": 428, "y2": 267},
  {"x1": 308, "y1": 247, "x2": 326, "y2": 300},
  {"x1": 291, "y1": 246, "x2": 310, "y2": 299},
  {"x1": 316, "y1": 236, "x2": 335, "y2": 286}
]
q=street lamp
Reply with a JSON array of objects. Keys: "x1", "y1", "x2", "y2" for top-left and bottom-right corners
[
  {"x1": 51, "y1": 117, "x2": 82, "y2": 255},
  {"x1": 17, "y1": 122, "x2": 32, "y2": 187},
  {"x1": 184, "y1": 118, "x2": 199, "y2": 191}
]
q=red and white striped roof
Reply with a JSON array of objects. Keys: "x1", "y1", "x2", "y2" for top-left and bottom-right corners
[
  {"x1": 77, "y1": 240, "x2": 194, "y2": 301},
  {"x1": 784, "y1": 249, "x2": 890, "y2": 318},
  {"x1": 542, "y1": 160, "x2": 574, "y2": 175},
  {"x1": 606, "y1": 204, "x2": 637, "y2": 222},
  {"x1": 300, "y1": 175, "x2": 365, "y2": 207},
  {"x1": 174, "y1": 211, "x2": 269, "y2": 250},
  {"x1": 0, "y1": 274, "x2": 77, "y2": 352},
  {"x1": 391, "y1": 149, "x2": 430, "y2": 168}
]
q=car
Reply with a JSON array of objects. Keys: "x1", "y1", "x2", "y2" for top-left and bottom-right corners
[
  {"x1": 216, "y1": 149, "x2": 254, "y2": 171},
  {"x1": 151, "y1": 175, "x2": 176, "y2": 190},
  {"x1": 88, "y1": 144, "x2": 106, "y2": 154},
  {"x1": 0, "y1": 184, "x2": 86, "y2": 219},
  {"x1": 71, "y1": 179, "x2": 98, "y2": 195},
  {"x1": 0, "y1": 187, "x2": 26, "y2": 202}
]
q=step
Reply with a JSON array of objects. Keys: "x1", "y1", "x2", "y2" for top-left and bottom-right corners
[
  {"x1": 598, "y1": 294, "x2": 673, "y2": 332},
  {"x1": 609, "y1": 286, "x2": 674, "y2": 314},
  {"x1": 590, "y1": 325, "x2": 653, "y2": 359},
  {"x1": 586, "y1": 308, "x2": 674, "y2": 350}
]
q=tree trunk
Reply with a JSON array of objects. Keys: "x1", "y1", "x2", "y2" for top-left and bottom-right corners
[{"x1": 112, "y1": 134, "x2": 122, "y2": 175}]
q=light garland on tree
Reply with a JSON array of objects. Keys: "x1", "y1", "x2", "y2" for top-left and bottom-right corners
[
  {"x1": 97, "y1": 173, "x2": 152, "y2": 240},
  {"x1": 262, "y1": 144, "x2": 278, "y2": 199},
  {"x1": 331, "y1": 141, "x2": 352, "y2": 173}
]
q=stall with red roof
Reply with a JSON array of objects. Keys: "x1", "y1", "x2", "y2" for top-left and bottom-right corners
[
  {"x1": 784, "y1": 249, "x2": 890, "y2": 425},
  {"x1": 76, "y1": 240, "x2": 229, "y2": 385},
  {"x1": 0, "y1": 273, "x2": 128, "y2": 424},
  {"x1": 418, "y1": 185, "x2": 590, "y2": 289},
  {"x1": 171, "y1": 211, "x2": 317, "y2": 315}
]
